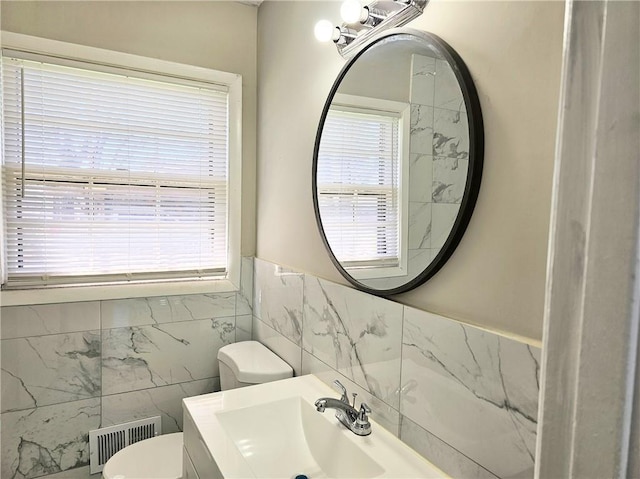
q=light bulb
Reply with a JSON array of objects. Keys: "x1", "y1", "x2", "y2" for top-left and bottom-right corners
[
  {"x1": 340, "y1": 0, "x2": 365, "y2": 24},
  {"x1": 314, "y1": 20, "x2": 337, "y2": 42}
]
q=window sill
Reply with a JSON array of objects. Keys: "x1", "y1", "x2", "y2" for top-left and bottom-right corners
[{"x1": 0, "y1": 278, "x2": 239, "y2": 307}]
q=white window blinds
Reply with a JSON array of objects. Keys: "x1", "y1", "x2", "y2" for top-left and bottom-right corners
[
  {"x1": 317, "y1": 107, "x2": 400, "y2": 267},
  {"x1": 1, "y1": 54, "x2": 229, "y2": 288}
]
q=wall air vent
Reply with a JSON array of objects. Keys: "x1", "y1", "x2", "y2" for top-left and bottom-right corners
[{"x1": 88, "y1": 416, "x2": 162, "y2": 474}]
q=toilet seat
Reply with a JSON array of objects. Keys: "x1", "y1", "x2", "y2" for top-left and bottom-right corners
[{"x1": 102, "y1": 432, "x2": 183, "y2": 479}]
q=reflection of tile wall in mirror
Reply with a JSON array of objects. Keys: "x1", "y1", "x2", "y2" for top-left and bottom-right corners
[
  {"x1": 409, "y1": 104, "x2": 434, "y2": 154},
  {"x1": 433, "y1": 157, "x2": 469, "y2": 204},
  {"x1": 409, "y1": 153, "x2": 433, "y2": 202},
  {"x1": 408, "y1": 52, "x2": 469, "y2": 262},
  {"x1": 434, "y1": 59, "x2": 466, "y2": 112},
  {"x1": 433, "y1": 108, "x2": 470, "y2": 159},
  {"x1": 407, "y1": 248, "x2": 435, "y2": 277},
  {"x1": 408, "y1": 202, "x2": 432, "y2": 250},
  {"x1": 409, "y1": 56, "x2": 437, "y2": 264},
  {"x1": 431, "y1": 203, "x2": 460, "y2": 249},
  {"x1": 410, "y1": 54, "x2": 436, "y2": 106}
]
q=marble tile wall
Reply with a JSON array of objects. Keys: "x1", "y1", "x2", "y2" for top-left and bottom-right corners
[
  {"x1": 0, "y1": 258, "x2": 253, "y2": 479},
  {"x1": 1, "y1": 256, "x2": 539, "y2": 479},
  {"x1": 408, "y1": 54, "x2": 469, "y2": 263},
  {"x1": 252, "y1": 257, "x2": 541, "y2": 479}
]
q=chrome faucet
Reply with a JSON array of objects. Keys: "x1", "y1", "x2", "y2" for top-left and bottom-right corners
[{"x1": 314, "y1": 380, "x2": 372, "y2": 436}]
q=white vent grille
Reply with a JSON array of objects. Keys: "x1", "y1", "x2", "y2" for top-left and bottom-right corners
[{"x1": 89, "y1": 416, "x2": 162, "y2": 474}]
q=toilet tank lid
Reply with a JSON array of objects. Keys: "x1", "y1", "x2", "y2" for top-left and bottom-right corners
[{"x1": 217, "y1": 341, "x2": 293, "y2": 383}]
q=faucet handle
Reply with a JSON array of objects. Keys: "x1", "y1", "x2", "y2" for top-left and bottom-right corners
[
  {"x1": 355, "y1": 402, "x2": 372, "y2": 436},
  {"x1": 333, "y1": 379, "x2": 349, "y2": 403},
  {"x1": 358, "y1": 402, "x2": 371, "y2": 421}
]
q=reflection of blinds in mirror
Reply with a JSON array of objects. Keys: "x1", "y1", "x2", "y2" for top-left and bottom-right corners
[
  {"x1": 318, "y1": 108, "x2": 400, "y2": 266},
  {"x1": 1, "y1": 55, "x2": 229, "y2": 287}
]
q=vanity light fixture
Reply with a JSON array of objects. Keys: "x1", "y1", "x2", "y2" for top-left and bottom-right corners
[{"x1": 314, "y1": 0, "x2": 428, "y2": 58}]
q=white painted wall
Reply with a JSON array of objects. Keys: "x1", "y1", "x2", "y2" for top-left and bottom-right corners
[
  {"x1": 0, "y1": 0, "x2": 565, "y2": 340},
  {"x1": 1, "y1": 0, "x2": 259, "y2": 257},
  {"x1": 257, "y1": 0, "x2": 564, "y2": 341}
]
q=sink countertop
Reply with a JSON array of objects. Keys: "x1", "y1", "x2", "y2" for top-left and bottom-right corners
[{"x1": 183, "y1": 374, "x2": 448, "y2": 479}]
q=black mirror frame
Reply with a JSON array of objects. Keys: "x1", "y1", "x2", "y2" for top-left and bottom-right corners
[{"x1": 312, "y1": 28, "x2": 484, "y2": 296}]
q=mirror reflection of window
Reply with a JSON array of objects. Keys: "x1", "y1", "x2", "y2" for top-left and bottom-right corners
[{"x1": 317, "y1": 95, "x2": 410, "y2": 280}]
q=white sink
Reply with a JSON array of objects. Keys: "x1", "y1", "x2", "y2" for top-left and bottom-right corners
[
  {"x1": 182, "y1": 374, "x2": 447, "y2": 479},
  {"x1": 217, "y1": 396, "x2": 383, "y2": 478}
]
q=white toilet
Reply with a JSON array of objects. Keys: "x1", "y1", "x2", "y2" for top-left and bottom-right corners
[{"x1": 102, "y1": 341, "x2": 294, "y2": 479}]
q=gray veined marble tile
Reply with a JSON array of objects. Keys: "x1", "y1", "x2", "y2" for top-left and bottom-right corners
[
  {"x1": 410, "y1": 54, "x2": 436, "y2": 106},
  {"x1": 39, "y1": 465, "x2": 91, "y2": 479},
  {"x1": 1, "y1": 331, "x2": 101, "y2": 412},
  {"x1": 235, "y1": 314, "x2": 253, "y2": 343},
  {"x1": 236, "y1": 256, "x2": 254, "y2": 316},
  {"x1": 434, "y1": 58, "x2": 466, "y2": 112},
  {"x1": 253, "y1": 258, "x2": 304, "y2": 345},
  {"x1": 400, "y1": 307, "x2": 540, "y2": 478},
  {"x1": 102, "y1": 378, "x2": 216, "y2": 434},
  {"x1": 407, "y1": 248, "x2": 435, "y2": 277},
  {"x1": 409, "y1": 153, "x2": 434, "y2": 203},
  {"x1": 400, "y1": 415, "x2": 499, "y2": 479},
  {"x1": 1, "y1": 398, "x2": 101, "y2": 479},
  {"x1": 433, "y1": 157, "x2": 469, "y2": 204},
  {"x1": 431, "y1": 203, "x2": 460, "y2": 249},
  {"x1": 42, "y1": 466, "x2": 92, "y2": 479},
  {"x1": 182, "y1": 293, "x2": 237, "y2": 320},
  {"x1": 433, "y1": 108, "x2": 469, "y2": 161},
  {"x1": 101, "y1": 293, "x2": 237, "y2": 330},
  {"x1": 409, "y1": 104, "x2": 434, "y2": 155},
  {"x1": 252, "y1": 316, "x2": 302, "y2": 376},
  {"x1": 408, "y1": 202, "x2": 432, "y2": 250},
  {"x1": 433, "y1": 107, "x2": 470, "y2": 160},
  {"x1": 302, "y1": 277, "x2": 403, "y2": 408},
  {"x1": 102, "y1": 318, "x2": 234, "y2": 395},
  {"x1": 101, "y1": 298, "x2": 162, "y2": 329},
  {"x1": 0, "y1": 302, "x2": 99, "y2": 340}
]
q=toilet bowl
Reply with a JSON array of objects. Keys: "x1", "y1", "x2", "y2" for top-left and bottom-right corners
[
  {"x1": 102, "y1": 432, "x2": 183, "y2": 479},
  {"x1": 102, "y1": 341, "x2": 293, "y2": 479}
]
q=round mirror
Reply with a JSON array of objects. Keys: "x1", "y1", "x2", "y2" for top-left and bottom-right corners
[{"x1": 313, "y1": 29, "x2": 483, "y2": 295}]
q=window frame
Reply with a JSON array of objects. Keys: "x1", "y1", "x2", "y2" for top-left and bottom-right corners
[
  {"x1": 320, "y1": 93, "x2": 410, "y2": 280},
  {"x1": 0, "y1": 32, "x2": 243, "y2": 306}
]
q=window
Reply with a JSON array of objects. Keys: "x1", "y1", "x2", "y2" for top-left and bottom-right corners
[
  {"x1": 1, "y1": 43, "x2": 241, "y2": 291},
  {"x1": 317, "y1": 95, "x2": 409, "y2": 279}
]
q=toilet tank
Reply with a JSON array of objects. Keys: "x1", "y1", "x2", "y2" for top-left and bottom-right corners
[{"x1": 217, "y1": 341, "x2": 293, "y2": 390}]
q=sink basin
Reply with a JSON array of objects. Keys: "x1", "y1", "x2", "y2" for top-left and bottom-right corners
[
  {"x1": 216, "y1": 396, "x2": 384, "y2": 478},
  {"x1": 183, "y1": 374, "x2": 447, "y2": 479}
]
